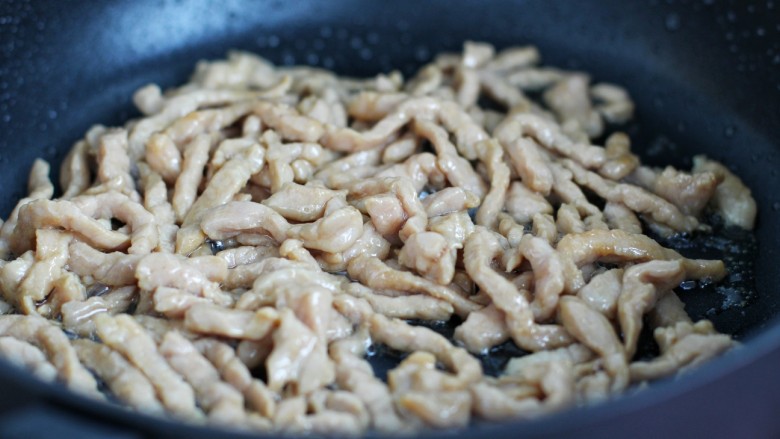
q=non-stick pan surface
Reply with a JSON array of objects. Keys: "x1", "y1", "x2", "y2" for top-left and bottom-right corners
[{"x1": 0, "y1": 0, "x2": 779, "y2": 438}]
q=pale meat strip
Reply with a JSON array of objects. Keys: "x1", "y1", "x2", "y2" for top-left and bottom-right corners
[
  {"x1": 692, "y1": 155, "x2": 757, "y2": 230},
  {"x1": 347, "y1": 255, "x2": 480, "y2": 317},
  {"x1": 0, "y1": 159, "x2": 55, "y2": 259},
  {"x1": 59, "y1": 140, "x2": 91, "y2": 200},
  {"x1": 265, "y1": 309, "x2": 328, "y2": 395},
  {"x1": 14, "y1": 229, "x2": 71, "y2": 314},
  {"x1": 617, "y1": 260, "x2": 724, "y2": 359},
  {"x1": 453, "y1": 304, "x2": 510, "y2": 354},
  {"x1": 0, "y1": 336, "x2": 57, "y2": 381},
  {"x1": 61, "y1": 286, "x2": 136, "y2": 337},
  {"x1": 159, "y1": 331, "x2": 246, "y2": 424},
  {"x1": 139, "y1": 165, "x2": 178, "y2": 253},
  {"x1": 559, "y1": 296, "x2": 628, "y2": 392},
  {"x1": 603, "y1": 202, "x2": 642, "y2": 234},
  {"x1": 563, "y1": 159, "x2": 700, "y2": 233},
  {"x1": 413, "y1": 119, "x2": 487, "y2": 198},
  {"x1": 263, "y1": 183, "x2": 347, "y2": 222},
  {"x1": 464, "y1": 227, "x2": 572, "y2": 351},
  {"x1": 73, "y1": 339, "x2": 163, "y2": 414},
  {"x1": 96, "y1": 128, "x2": 137, "y2": 197},
  {"x1": 0, "y1": 315, "x2": 100, "y2": 397},
  {"x1": 505, "y1": 181, "x2": 553, "y2": 225},
  {"x1": 556, "y1": 229, "x2": 725, "y2": 293},
  {"x1": 94, "y1": 314, "x2": 202, "y2": 420},
  {"x1": 183, "y1": 304, "x2": 278, "y2": 340},
  {"x1": 518, "y1": 234, "x2": 565, "y2": 321},
  {"x1": 200, "y1": 201, "x2": 290, "y2": 244},
  {"x1": 370, "y1": 314, "x2": 482, "y2": 388},
  {"x1": 172, "y1": 134, "x2": 211, "y2": 222},
  {"x1": 577, "y1": 268, "x2": 624, "y2": 320},
  {"x1": 67, "y1": 242, "x2": 141, "y2": 286},
  {"x1": 343, "y1": 283, "x2": 454, "y2": 321},
  {"x1": 196, "y1": 339, "x2": 277, "y2": 418},
  {"x1": 397, "y1": 231, "x2": 457, "y2": 286},
  {"x1": 630, "y1": 320, "x2": 734, "y2": 381},
  {"x1": 10, "y1": 199, "x2": 126, "y2": 256},
  {"x1": 145, "y1": 133, "x2": 181, "y2": 184},
  {"x1": 286, "y1": 206, "x2": 364, "y2": 253},
  {"x1": 421, "y1": 187, "x2": 479, "y2": 218},
  {"x1": 176, "y1": 143, "x2": 266, "y2": 255},
  {"x1": 475, "y1": 139, "x2": 511, "y2": 229}
]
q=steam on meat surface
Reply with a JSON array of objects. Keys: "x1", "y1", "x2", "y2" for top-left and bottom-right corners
[{"x1": 0, "y1": 41, "x2": 753, "y2": 434}]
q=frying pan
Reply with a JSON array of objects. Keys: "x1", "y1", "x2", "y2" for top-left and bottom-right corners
[{"x1": 0, "y1": 0, "x2": 779, "y2": 437}]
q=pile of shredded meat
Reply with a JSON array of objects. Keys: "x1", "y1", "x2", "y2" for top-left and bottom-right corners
[{"x1": 0, "y1": 42, "x2": 757, "y2": 434}]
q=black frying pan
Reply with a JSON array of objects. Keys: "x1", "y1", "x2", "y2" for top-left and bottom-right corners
[{"x1": 0, "y1": 0, "x2": 779, "y2": 438}]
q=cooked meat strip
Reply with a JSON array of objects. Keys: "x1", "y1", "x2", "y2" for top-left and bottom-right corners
[
  {"x1": 160, "y1": 331, "x2": 246, "y2": 424},
  {"x1": 200, "y1": 201, "x2": 290, "y2": 245},
  {"x1": 73, "y1": 339, "x2": 163, "y2": 414},
  {"x1": 630, "y1": 165, "x2": 721, "y2": 218},
  {"x1": 472, "y1": 349, "x2": 577, "y2": 421},
  {"x1": 13, "y1": 230, "x2": 71, "y2": 314},
  {"x1": 347, "y1": 255, "x2": 479, "y2": 317},
  {"x1": 474, "y1": 138, "x2": 511, "y2": 229},
  {"x1": 59, "y1": 140, "x2": 91, "y2": 200},
  {"x1": 506, "y1": 181, "x2": 553, "y2": 225},
  {"x1": 96, "y1": 129, "x2": 137, "y2": 197},
  {"x1": 453, "y1": 304, "x2": 510, "y2": 354},
  {"x1": 184, "y1": 304, "x2": 278, "y2": 340},
  {"x1": 217, "y1": 244, "x2": 279, "y2": 269},
  {"x1": 61, "y1": 287, "x2": 136, "y2": 337},
  {"x1": 0, "y1": 336, "x2": 57, "y2": 381},
  {"x1": 692, "y1": 155, "x2": 757, "y2": 230},
  {"x1": 263, "y1": 183, "x2": 347, "y2": 222},
  {"x1": 287, "y1": 206, "x2": 363, "y2": 253},
  {"x1": 94, "y1": 314, "x2": 202, "y2": 419},
  {"x1": 563, "y1": 159, "x2": 700, "y2": 234},
  {"x1": 559, "y1": 296, "x2": 628, "y2": 392},
  {"x1": 330, "y1": 331, "x2": 407, "y2": 433},
  {"x1": 397, "y1": 231, "x2": 457, "y2": 285},
  {"x1": 136, "y1": 253, "x2": 231, "y2": 310},
  {"x1": 421, "y1": 187, "x2": 479, "y2": 218},
  {"x1": 176, "y1": 143, "x2": 265, "y2": 254},
  {"x1": 413, "y1": 118, "x2": 487, "y2": 198},
  {"x1": 266, "y1": 308, "x2": 334, "y2": 395},
  {"x1": 67, "y1": 241, "x2": 142, "y2": 286},
  {"x1": 598, "y1": 132, "x2": 639, "y2": 180},
  {"x1": 0, "y1": 160, "x2": 55, "y2": 259},
  {"x1": 617, "y1": 259, "x2": 723, "y2": 359},
  {"x1": 10, "y1": 191, "x2": 157, "y2": 256},
  {"x1": 629, "y1": 320, "x2": 735, "y2": 381},
  {"x1": 603, "y1": 201, "x2": 642, "y2": 234},
  {"x1": 544, "y1": 74, "x2": 603, "y2": 139},
  {"x1": 196, "y1": 338, "x2": 277, "y2": 418},
  {"x1": 577, "y1": 269, "x2": 624, "y2": 320},
  {"x1": 343, "y1": 282, "x2": 454, "y2": 321},
  {"x1": 145, "y1": 133, "x2": 181, "y2": 184},
  {"x1": 138, "y1": 165, "x2": 178, "y2": 253},
  {"x1": 591, "y1": 83, "x2": 634, "y2": 124},
  {"x1": 172, "y1": 134, "x2": 211, "y2": 222},
  {"x1": 0, "y1": 315, "x2": 100, "y2": 397},
  {"x1": 518, "y1": 233, "x2": 565, "y2": 321},
  {"x1": 556, "y1": 229, "x2": 725, "y2": 293},
  {"x1": 464, "y1": 227, "x2": 572, "y2": 351}
]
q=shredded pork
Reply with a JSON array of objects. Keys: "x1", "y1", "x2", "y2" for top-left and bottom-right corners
[{"x1": 0, "y1": 41, "x2": 754, "y2": 435}]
